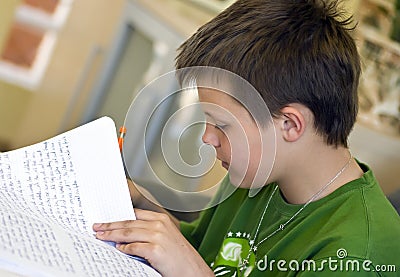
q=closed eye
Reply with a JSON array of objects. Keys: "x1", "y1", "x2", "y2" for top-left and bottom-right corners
[{"x1": 215, "y1": 123, "x2": 227, "y2": 130}]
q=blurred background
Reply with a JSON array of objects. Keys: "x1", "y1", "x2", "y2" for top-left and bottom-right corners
[{"x1": 0, "y1": 0, "x2": 399, "y2": 203}]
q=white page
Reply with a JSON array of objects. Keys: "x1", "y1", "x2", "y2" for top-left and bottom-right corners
[
  {"x1": 0, "y1": 117, "x2": 161, "y2": 276},
  {"x1": 0, "y1": 116, "x2": 134, "y2": 234},
  {"x1": 0, "y1": 207, "x2": 160, "y2": 277}
]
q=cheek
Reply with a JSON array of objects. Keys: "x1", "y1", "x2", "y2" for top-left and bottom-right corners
[
  {"x1": 223, "y1": 126, "x2": 249, "y2": 158},
  {"x1": 228, "y1": 138, "x2": 252, "y2": 175},
  {"x1": 225, "y1": 123, "x2": 276, "y2": 187}
]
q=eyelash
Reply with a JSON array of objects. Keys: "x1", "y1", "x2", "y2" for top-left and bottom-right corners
[{"x1": 214, "y1": 123, "x2": 227, "y2": 130}]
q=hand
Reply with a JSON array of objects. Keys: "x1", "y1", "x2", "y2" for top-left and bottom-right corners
[{"x1": 93, "y1": 209, "x2": 214, "y2": 277}]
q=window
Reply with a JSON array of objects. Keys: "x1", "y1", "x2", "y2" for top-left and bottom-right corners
[{"x1": 0, "y1": 0, "x2": 73, "y2": 90}]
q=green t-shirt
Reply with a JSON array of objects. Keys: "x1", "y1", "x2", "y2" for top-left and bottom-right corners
[{"x1": 180, "y1": 162, "x2": 400, "y2": 276}]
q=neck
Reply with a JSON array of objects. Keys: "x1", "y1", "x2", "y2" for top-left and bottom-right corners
[{"x1": 276, "y1": 146, "x2": 363, "y2": 205}]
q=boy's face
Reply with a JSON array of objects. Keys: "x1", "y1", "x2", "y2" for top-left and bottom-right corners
[{"x1": 198, "y1": 88, "x2": 275, "y2": 189}]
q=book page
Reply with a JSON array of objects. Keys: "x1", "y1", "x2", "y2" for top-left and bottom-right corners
[
  {"x1": 0, "y1": 117, "x2": 160, "y2": 276},
  {"x1": 0, "y1": 207, "x2": 160, "y2": 277},
  {"x1": 0, "y1": 116, "x2": 134, "y2": 234}
]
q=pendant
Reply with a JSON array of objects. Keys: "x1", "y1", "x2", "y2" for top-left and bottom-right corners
[{"x1": 239, "y1": 259, "x2": 249, "y2": 271}]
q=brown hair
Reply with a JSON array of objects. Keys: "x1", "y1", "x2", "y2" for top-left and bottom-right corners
[{"x1": 176, "y1": 0, "x2": 361, "y2": 147}]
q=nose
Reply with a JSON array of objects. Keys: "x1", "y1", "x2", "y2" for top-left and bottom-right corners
[{"x1": 202, "y1": 123, "x2": 220, "y2": 148}]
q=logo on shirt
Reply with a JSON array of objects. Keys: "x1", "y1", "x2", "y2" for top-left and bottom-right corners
[{"x1": 212, "y1": 231, "x2": 255, "y2": 276}]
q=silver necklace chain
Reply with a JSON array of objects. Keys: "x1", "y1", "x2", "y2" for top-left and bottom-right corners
[{"x1": 239, "y1": 154, "x2": 353, "y2": 271}]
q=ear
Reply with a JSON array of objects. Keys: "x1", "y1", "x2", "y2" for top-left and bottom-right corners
[{"x1": 278, "y1": 105, "x2": 307, "y2": 142}]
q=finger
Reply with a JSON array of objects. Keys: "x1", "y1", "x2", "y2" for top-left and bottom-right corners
[
  {"x1": 92, "y1": 210, "x2": 168, "y2": 231},
  {"x1": 134, "y1": 208, "x2": 172, "y2": 223},
  {"x1": 93, "y1": 216, "x2": 168, "y2": 235},
  {"x1": 92, "y1": 220, "x2": 136, "y2": 231},
  {"x1": 95, "y1": 226, "x2": 162, "y2": 244},
  {"x1": 116, "y1": 242, "x2": 165, "y2": 267}
]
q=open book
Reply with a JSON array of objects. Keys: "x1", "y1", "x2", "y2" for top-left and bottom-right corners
[{"x1": 0, "y1": 117, "x2": 161, "y2": 277}]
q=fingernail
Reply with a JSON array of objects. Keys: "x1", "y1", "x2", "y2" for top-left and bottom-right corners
[
  {"x1": 93, "y1": 223, "x2": 102, "y2": 229},
  {"x1": 96, "y1": 231, "x2": 104, "y2": 236}
]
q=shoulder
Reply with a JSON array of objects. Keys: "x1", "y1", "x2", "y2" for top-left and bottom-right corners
[{"x1": 306, "y1": 161, "x2": 400, "y2": 269}]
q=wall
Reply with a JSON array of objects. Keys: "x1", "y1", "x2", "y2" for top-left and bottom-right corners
[
  {"x1": 348, "y1": 0, "x2": 400, "y2": 195},
  {"x1": 0, "y1": 0, "x2": 125, "y2": 150},
  {"x1": 0, "y1": 1, "x2": 20, "y2": 52},
  {"x1": 0, "y1": 0, "x2": 30, "y2": 151}
]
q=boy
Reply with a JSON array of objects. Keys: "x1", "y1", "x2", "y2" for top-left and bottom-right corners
[{"x1": 93, "y1": 0, "x2": 400, "y2": 276}]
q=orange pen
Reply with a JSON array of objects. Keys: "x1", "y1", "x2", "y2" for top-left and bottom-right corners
[{"x1": 118, "y1": 126, "x2": 127, "y2": 153}]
